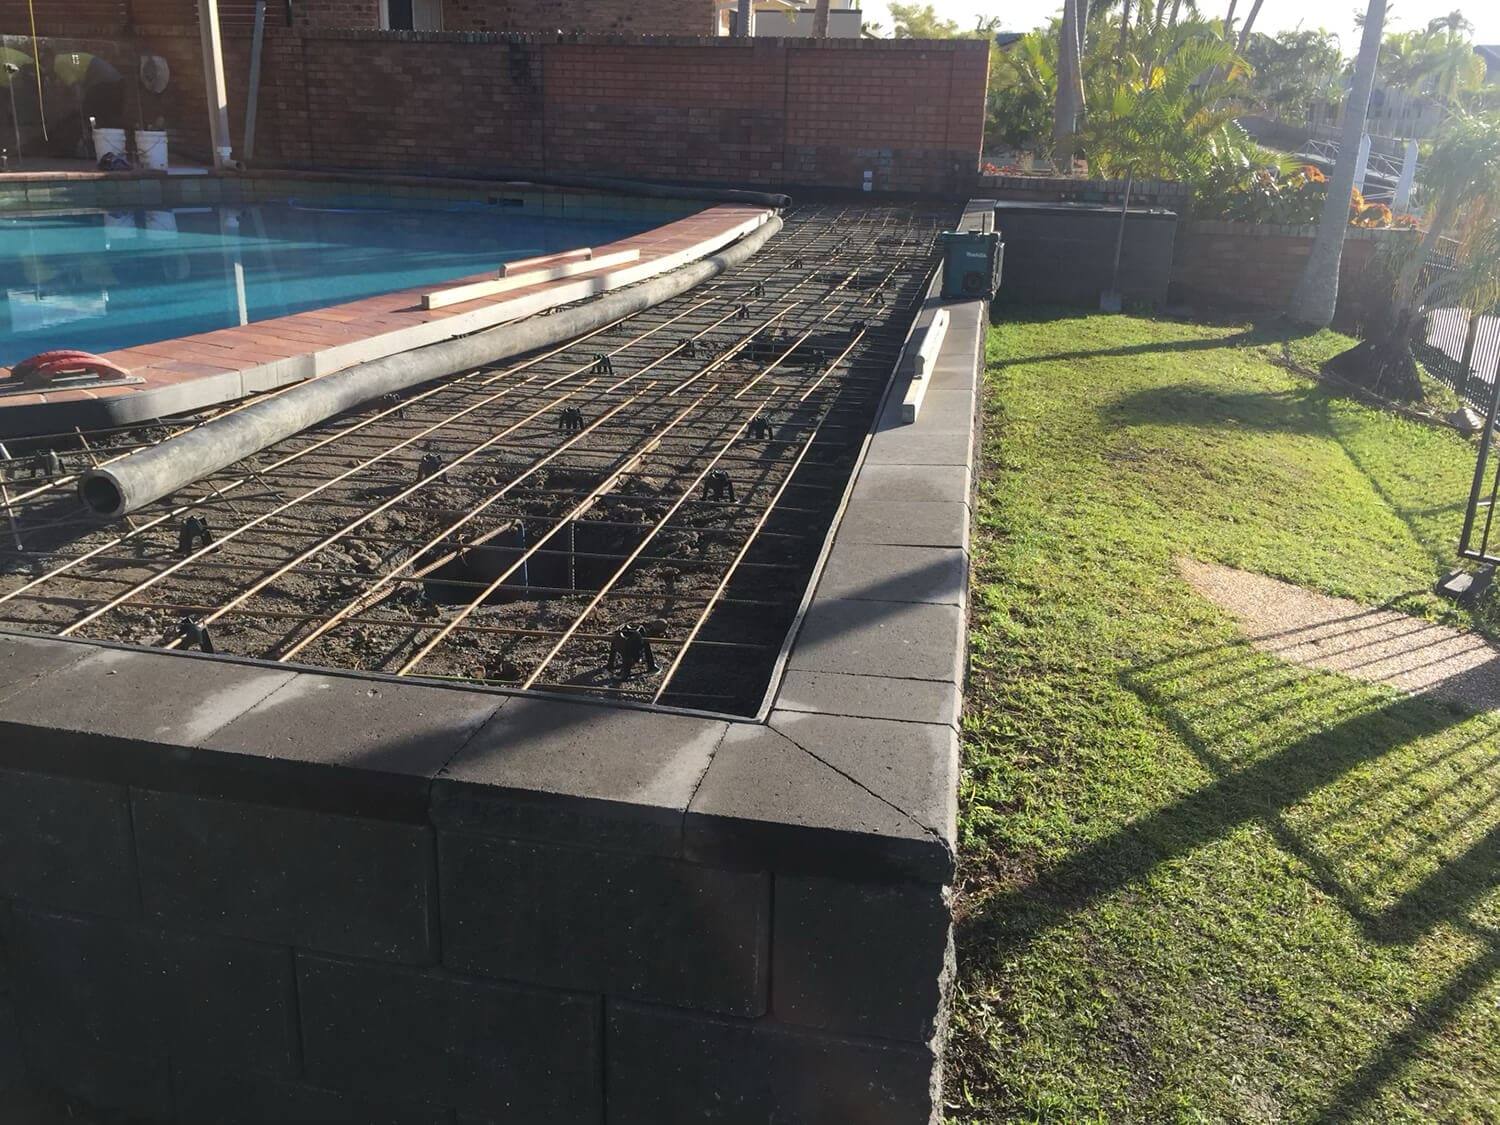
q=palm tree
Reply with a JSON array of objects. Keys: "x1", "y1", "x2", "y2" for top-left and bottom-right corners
[
  {"x1": 1323, "y1": 111, "x2": 1500, "y2": 398},
  {"x1": 1078, "y1": 35, "x2": 1254, "y2": 181},
  {"x1": 1053, "y1": 0, "x2": 1088, "y2": 165},
  {"x1": 1234, "y1": 0, "x2": 1265, "y2": 52},
  {"x1": 1286, "y1": 0, "x2": 1388, "y2": 326},
  {"x1": 1426, "y1": 10, "x2": 1472, "y2": 36},
  {"x1": 1077, "y1": 35, "x2": 1255, "y2": 305}
]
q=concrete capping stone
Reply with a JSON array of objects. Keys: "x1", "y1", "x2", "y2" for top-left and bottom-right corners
[
  {"x1": 775, "y1": 670, "x2": 962, "y2": 729},
  {"x1": 432, "y1": 696, "x2": 727, "y2": 857},
  {"x1": 815, "y1": 543, "x2": 968, "y2": 606},
  {"x1": 786, "y1": 597, "x2": 967, "y2": 683},
  {"x1": 439, "y1": 834, "x2": 770, "y2": 1016},
  {"x1": 0, "y1": 642, "x2": 297, "y2": 792},
  {"x1": 767, "y1": 711, "x2": 958, "y2": 854},
  {"x1": 0, "y1": 632, "x2": 96, "y2": 710},
  {"x1": 686, "y1": 722, "x2": 954, "y2": 884},
  {"x1": 199, "y1": 672, "x2": 505, "y2": 821}
]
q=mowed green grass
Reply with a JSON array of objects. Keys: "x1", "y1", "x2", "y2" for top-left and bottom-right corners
[{"x1": 948, "y1": 311, "x2": 1500, "y2": 1124}]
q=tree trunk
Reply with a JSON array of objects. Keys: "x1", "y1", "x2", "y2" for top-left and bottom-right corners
[
  {"x1": 1286, "y1": 0, "x2": 1387, "y2": 327},
  {"x1": 1393, "y1": 196, "x2": 1454, "y2": 317},
  {"x1": 1052, "y1": 0, "x2": 1086, "y2": 167},
  {"x1": 1235, "y1": 0, "x2": 1264, "y2": 52},
  {"x1": 1223, "y1": 0, "x2": 1237, "y2": 41},
  {"x1": 1169, "y1": 0, "x2": 1183, "y2": 27},
  {"x1": 1119, "y1": 0, "x2": 1133, "y2": 66},
  {"x1": 813, "y1": 0, "x2": 830, "y2": 37}
]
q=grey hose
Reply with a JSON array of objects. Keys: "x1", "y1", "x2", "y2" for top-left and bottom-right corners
[{"x1": 81, "y1": 213, "x2": 783, "y2": 519}]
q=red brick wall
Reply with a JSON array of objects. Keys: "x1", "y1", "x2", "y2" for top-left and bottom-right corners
[
  {"x1": 1169, "y1": 221, "x2": 1406, "y2": 331},
  {"x1": 444, "y1": 0, "x2": 718, "y2": 35},
  {"x1": 0, "y1": 11, "x2": 989, "y2": 194},
  {"x1": 0, "y1": 0, "x2": 717, "y2": 34},
  {"x1": 233, "y1": 32, "x2": 987, "y2": 194},
  {"x1": 0, "y1": 0, "x2": 128, "y2": 33},
  {"x1": 290, "y1": 0, "x2": 382, "y2": 31}
]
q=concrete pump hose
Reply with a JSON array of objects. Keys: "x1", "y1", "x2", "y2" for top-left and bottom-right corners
[{"x1": 80, "y1": 213, "x2": 783, "y2": 519}]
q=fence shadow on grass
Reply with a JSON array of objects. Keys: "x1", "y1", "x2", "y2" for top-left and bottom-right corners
[{"x1": 957, "y1": 636, "x2": 1500, "y2": 1120}]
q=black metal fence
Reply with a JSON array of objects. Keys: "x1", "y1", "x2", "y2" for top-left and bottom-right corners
[{"x1": 1416, "y1": 304, "x2": 1500, "y2": 411}]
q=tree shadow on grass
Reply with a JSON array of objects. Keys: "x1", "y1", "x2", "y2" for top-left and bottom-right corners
[
  {"x1": 1105, "y1": 382, "x2": 1333, "y2": 436},
  {"x1": 991, "y1": 310, "x2": 1326, "y2": 365}
]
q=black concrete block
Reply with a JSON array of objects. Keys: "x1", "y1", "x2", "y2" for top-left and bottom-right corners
[
  {"x1": 3, "y1": 907, "x2": 297, "y2": 1077},
  {"x1": 441, "y1": 835, "x2": 769, "y2": 1017},
  {"x1": 773, "y1": 875, "x2": 951, "y2": 1043},
  {"x1": 685, "y1": 723, "x2": 954, "y2": 885},
  {"x1": 22, "y1": 1040, "x2": 174, "y2": 1121},
  {"x1": 0, "y1": 993, "x2": 22, "y2": 1092},
  {"x1": 174, "y1": 1067, "x2": 452, "y2": 1125},
  {"x1": 432, "y1": 697, "x2": 727, "y2": 857},
  {"x1": 134, "y1": 789, "x2": 437, "y2": 964},
  {"x1": 0, "y1": 767, "x2": 137, "y2": 918},
  {"x1": 298, "y1": 954, "x2": 601, "y2": 1121},
  {"x1": 607, "y1": 1002, "x2": 938, "y2": 1125}
]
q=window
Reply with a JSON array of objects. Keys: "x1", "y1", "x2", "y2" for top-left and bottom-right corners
[{"x1": 380, "y1": 0, "x2": 443, "y2": 30}]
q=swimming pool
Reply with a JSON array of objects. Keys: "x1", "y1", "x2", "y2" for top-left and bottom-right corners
[{"x1": 0, "y1": 197, "x2": 665, "y2": 367}]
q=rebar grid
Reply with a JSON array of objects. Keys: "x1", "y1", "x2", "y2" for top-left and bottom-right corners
[{"x1": 0, "y1": 202, "x2": 952, "y2": 715}]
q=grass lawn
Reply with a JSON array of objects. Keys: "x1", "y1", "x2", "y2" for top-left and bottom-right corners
[{"x1": 948, "y1": 311, "x2": 1500, "y2": 1123}]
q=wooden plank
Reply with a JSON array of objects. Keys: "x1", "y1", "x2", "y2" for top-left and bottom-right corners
[
  {"x1": 500, "y1": 247, "x2": 593, "y2": 276},
  {"x1": 421, "y1": 249, "x2": 643, "y2": 311}
]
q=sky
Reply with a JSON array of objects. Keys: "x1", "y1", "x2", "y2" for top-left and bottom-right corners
[{"x1": 860, "y1": 0, "x2": 1500, "y2": 48}]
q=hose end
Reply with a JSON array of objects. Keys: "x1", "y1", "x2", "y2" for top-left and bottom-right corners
[{"x1": 79, "y1": 468, "x2": 127, "y2": 519}]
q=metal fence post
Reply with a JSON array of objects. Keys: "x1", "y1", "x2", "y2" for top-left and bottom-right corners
[{"x1": 1458, "y1": 311, "x2": 1482, "y2": 403}]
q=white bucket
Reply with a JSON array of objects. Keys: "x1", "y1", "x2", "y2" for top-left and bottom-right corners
[
  {"x1": 134, "y1": 129, "x2": 169, "y2": 171},
  {"x1": 91, "y1": 126, "x2": 126, "y2": 159}
]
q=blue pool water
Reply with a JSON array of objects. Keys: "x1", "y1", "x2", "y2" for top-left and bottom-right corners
[{"x1": 0, "y1": 198, "x2": 664, "y2": 367}]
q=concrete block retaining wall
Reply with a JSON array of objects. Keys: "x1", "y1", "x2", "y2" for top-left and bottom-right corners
[{"x1": 0, "y1": 641, "x2": 954, "y2": 1122}]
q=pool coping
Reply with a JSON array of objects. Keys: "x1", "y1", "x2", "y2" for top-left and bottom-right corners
[{"x1": 0, "y1": 198, "x2": 773, "y2": 437}]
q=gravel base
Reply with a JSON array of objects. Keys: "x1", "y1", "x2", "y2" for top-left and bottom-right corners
[{"x1": 1177, "y1": 557, "x2": 1500, "y2": 713}]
